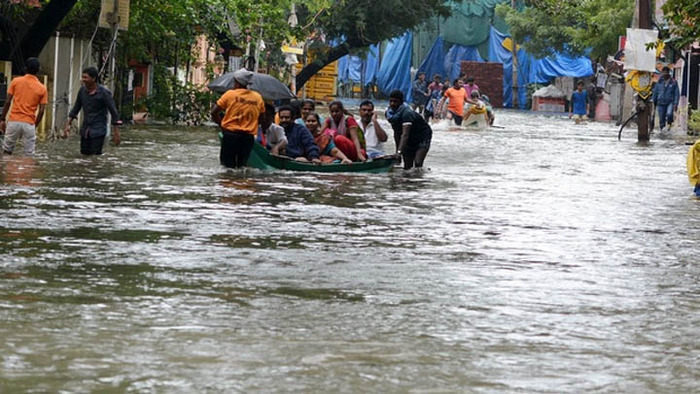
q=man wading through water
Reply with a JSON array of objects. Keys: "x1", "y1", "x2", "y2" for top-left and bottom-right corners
[
  {"x1": 1, "y1": 57, "x2": 48, "y2": 156},
  {"x1": 64, "y1": 66, "x2": 121, "y2": 155},
  {"x1": 210, "y1": 69, "x2": 265, "y2": 168}
]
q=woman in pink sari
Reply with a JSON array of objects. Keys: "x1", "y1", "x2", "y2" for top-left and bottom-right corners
[
  {"x1": 321, "y1": 100, "x2": 366, "y2": 162},
  {"x1": 306, "y1": 112, "x2": 352, "y2": 164}
]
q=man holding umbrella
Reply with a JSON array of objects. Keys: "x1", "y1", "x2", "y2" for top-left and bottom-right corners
[{"x1": 210, "y1": 68, "x2": 265, "y2": 168}]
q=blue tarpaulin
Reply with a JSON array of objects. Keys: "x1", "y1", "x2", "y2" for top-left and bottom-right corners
[
  {"x1": 517, "y1": 48, "x2": 530, "y2": 109},
  {"x1": 488, "y1": 27, "x2": 513, "y2": 107},
  {"x1": 348, "y1": 55, "x2": 362, "y2": 83},
  {"x1": 444, "y1": 44, "x2": 484, "y2": 82},
  {"x1": 377, "y1": 32, "x2": 413, "y2": 98},
  {"x1": 527, "y1": 52, "x2": 593, "y2": 84},
  {"x1": 364, "y1": 44, "x2": 380, "y2": 86},
  {"x1": 417, "y1": 36, "x2": 447, "y2": 81},
  {"x1": 337, "y1": 54, "x2": 349, "y2": 83}
]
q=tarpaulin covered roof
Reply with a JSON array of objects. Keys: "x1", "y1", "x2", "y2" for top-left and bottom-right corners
[{"x1": 526, "y1": 52, "x2": 593, "y2": 84}]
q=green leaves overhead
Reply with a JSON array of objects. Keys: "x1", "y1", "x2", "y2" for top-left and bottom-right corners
[
  {"x1": 495, "y1": 0, "x2": 634, "y2": 59},
  {"x1": 662, "y1": 0, "x2": 700, "y2": 49}
]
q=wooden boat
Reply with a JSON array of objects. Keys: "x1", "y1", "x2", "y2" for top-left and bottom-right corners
[{"x1": 247, "y1": 143, "x2": 397, "y2": 173}]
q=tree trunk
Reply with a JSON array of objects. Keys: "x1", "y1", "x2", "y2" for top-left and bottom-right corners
[
  {"x1": 19, "y1": 0, "x2": 79, "y2": 59},
  {"x1": 295, "y1": 41, "x2": 359, "y2": 93}
]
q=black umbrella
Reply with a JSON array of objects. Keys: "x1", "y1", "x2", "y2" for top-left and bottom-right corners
[{"x1": 208, "y1": 72, "x2": 296, "y2": 101}]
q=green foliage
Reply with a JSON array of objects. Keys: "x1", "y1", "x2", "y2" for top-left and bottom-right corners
[
  {"x1": 496, "y1": 0, "x2": 634, "y2": 59},
  {"x1": 689, "y1": 110, "x2": 700, "y2": 133},
  {"x1": 144, "y1": 65, "x2": 214, "y2": 126},
  {"x1": 310, "y1": 0, "x2": 452, "y2": 45},
  {"x1": 662, "y1": 0, "x2": 700, "y2": 49},
  {"x1": 294, "y1": 0, "x2": 454, "y2": 87}
]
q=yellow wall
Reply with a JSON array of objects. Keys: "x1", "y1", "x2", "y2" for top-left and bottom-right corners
[{"x1": 297, "y1": 61, "x2": 338, "y2": 101}]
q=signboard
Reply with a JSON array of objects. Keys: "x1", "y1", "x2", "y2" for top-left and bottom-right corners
[
  {"x1": 281, "y1": 45, "x2": 304, "y2": 55},
  {"x1": 624, "y1": 28, "x2": 658, "y2": 72},
  {"x1": 99, "y1": 0, "x2": 130, "y2": 30}
]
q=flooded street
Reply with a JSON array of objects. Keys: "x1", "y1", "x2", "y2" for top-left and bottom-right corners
[{"x1": 1, "y1": 110, "x2": 699, "y2": 392}]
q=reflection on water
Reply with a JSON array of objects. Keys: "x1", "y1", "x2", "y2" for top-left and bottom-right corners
[{"x1": 2, "y1": 111, "x2": 700, "y2": 392}]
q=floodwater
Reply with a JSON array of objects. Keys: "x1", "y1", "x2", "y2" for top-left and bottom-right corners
[{"x1": 1, "y1": 111, "x2": 699, "y2": 393}]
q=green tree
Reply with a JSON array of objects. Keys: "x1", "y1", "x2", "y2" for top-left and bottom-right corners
[
  {"x1": 662, "y1": 0, "x2": 700, "y2": 49},
  {"x1": 495, "y1": 0, "x2": 634, "y2": 60},
  {"x1": 294, "y1": 0, "x2": 452, "y2": 90}
]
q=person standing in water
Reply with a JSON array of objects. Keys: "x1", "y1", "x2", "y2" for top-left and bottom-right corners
[
  {"x1": 444, "y1": 78, "x2": 471, "y2": 126},
  {"x1": 63, "y1": 66, "x2": 121, "y2": 155},
  {"x1": 386, "y1": 90, "x2": 432, "y2": 170},
  {"x1": 568, "y1": 80, "x2": 589, "y2": 124},
  {"x1": 210, "y1": 68, "x2": 264, "y2": 168},
  {"x1": 1, "y1": 57, "x2": 47, "y2": 156}
]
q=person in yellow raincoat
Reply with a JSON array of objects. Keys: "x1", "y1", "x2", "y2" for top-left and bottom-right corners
[
  {"x1": 686, "y1": 139, "x2": 700, "y2": 196},
  {"x1": 463, "y1": 90, "x2": 490, "y2": 126}
]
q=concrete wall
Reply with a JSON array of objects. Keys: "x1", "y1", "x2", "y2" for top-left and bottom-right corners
[
  {"x1": 461, "y1": 61, "x2": 504, "y2": 108},
  {"x1": 37, "y1": 34, "x2": 92, "y2": 140}
]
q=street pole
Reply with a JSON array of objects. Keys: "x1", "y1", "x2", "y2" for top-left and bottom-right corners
[
  {"x1": 511, "y1": 0, "x2": 518, "y2": 109},
  {"x1": 637, "y1": 0, "x2": 651, "y2": 142},
  {"x1": 110, "y1": 0, "x2": 119, "y2": 90}
]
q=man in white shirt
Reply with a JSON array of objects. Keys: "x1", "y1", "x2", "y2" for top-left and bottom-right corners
[
  {"x1": 358, "y1": 100, "x2": 388, "y2": 158},
  {"x1": 259, "y1": 103, "x2": 287, "y2": 155}
]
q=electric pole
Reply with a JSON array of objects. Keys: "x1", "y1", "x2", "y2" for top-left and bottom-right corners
[{"x1": 636, "y1": 0, "x2": 652, "y2": 142}]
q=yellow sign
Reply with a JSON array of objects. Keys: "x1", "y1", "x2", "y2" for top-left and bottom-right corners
[
  {"x1": 626, "y1": 70, "x2": 653, "y2": 99},
  {"x1": 282, "y1": 45, "x2": 304, "y2": 55},
  {"x1": 99, "y1": 0, "x2": 130, "y2": 30}
]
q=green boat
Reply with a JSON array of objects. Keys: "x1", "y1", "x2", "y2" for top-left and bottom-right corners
[{"x1": 247, "y1": 142, "x2": 397, "y2": 173}]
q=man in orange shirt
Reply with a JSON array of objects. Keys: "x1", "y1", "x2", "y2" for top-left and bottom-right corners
[
  {"x1": 0, "y1": 58, "x2": 47, "y2": 155},
  {"x1": 210, "y1": 68, "x2": 265, "y2": 168},
  {"x1": 443, "y1": 77, "x2": 477, "y2": 126}
]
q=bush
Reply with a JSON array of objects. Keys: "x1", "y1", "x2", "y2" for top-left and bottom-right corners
[
  {"x1": 689, "y1": 110, "x2": 700, "y2": 134},
  {"x1": 144, "y1": 64, "x2": 215, "y2": 126}
]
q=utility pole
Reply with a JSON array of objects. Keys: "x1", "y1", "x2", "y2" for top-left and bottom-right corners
[
  {"x1": 107, "y1": 0, "x2": 119, "y2": 93},
  {"x1": 636, "y1": 0, "x2": 652, "y2": 142},
  {"x1": 511, "y1": 0, "x2": 518, "y2": 109}
]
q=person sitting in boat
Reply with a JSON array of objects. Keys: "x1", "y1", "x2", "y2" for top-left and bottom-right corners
[
  {"x1": 305, "y1": 112, "x2": 352, "y2": 164},
  {"x1": 298, "y1": 99, "x2": 324, "y2": 126},
  {"x1": 257, "y1": 103, "x2": 287, "y2": 155},
  {"x1": 463, "y1": 90, "x2": 490, "y2": 126},
  {"x1": 321, "y1": 100, "x2": 366, "y2": 162},
  {"x1": 278, "y1": 105, "x2": 321, "y2": 163},
  {"x1": 358, "y1": 100, "x2": 388, "y2": 158},
  {"x1": 386, "y1": 89, "x2": 432, "y2": 170}
]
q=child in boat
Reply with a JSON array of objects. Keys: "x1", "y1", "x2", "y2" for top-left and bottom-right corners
[{"x1": 305, "y1": 112, "x2": 352, "y2": 164}]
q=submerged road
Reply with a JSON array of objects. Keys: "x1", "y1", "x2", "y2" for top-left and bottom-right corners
[{"x1": 1, "y1": 110, "x2": 699, "y2": 392}]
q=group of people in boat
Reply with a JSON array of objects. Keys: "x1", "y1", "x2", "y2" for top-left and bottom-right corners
[
  {"x1": 413, "y1": 73, "x2": 495, "y2": 127},
  {"x1": 211, "y1": 69, "x2": 433, "y2": 171}
]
